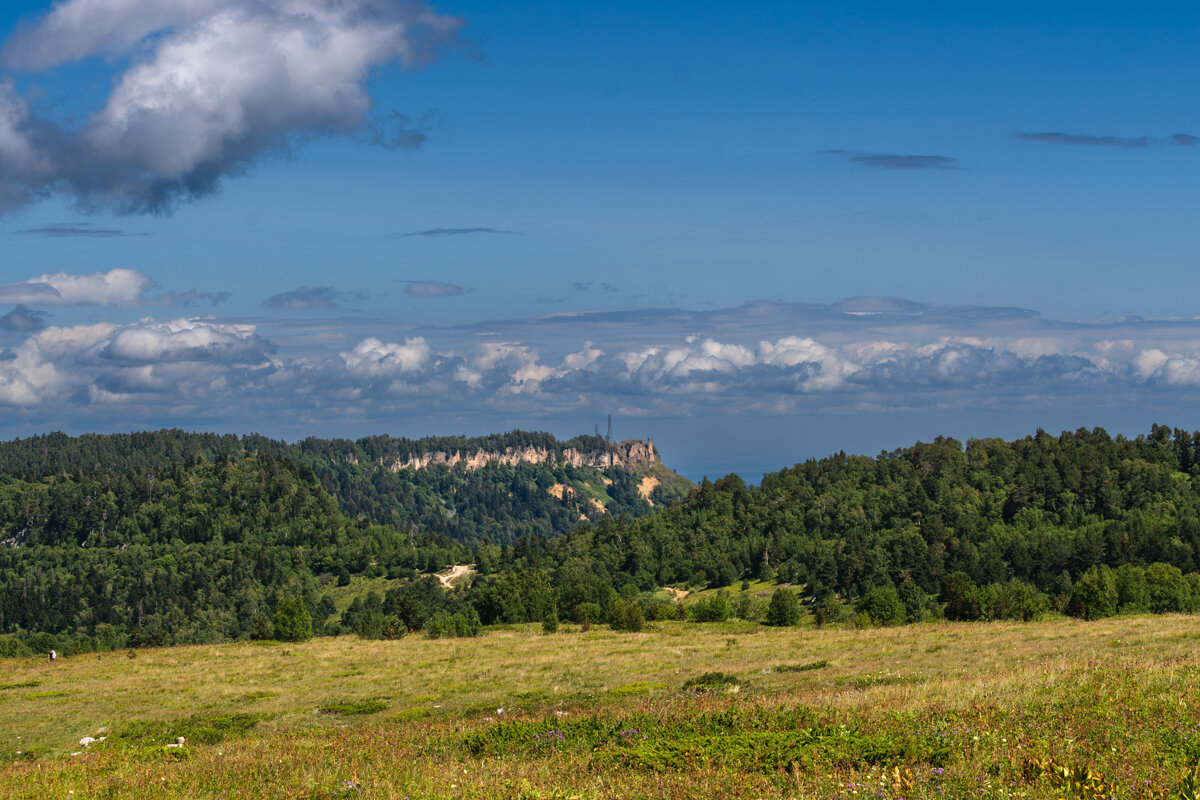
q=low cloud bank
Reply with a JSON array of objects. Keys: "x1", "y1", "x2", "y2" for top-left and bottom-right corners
[{"x1": 6, "y1": 300, "x2": 1200, "y2": 424}]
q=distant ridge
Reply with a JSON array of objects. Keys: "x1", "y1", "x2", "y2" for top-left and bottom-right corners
[{"x1": 0, "y1": 429, "x2": 692, "y2": 544}]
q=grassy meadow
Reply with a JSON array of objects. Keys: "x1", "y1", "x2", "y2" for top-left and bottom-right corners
[{"x1": 3, "y1": 616, "x2": 1200, "y2": 799}]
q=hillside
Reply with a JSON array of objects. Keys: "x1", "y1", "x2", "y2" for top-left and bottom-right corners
[
  {"x1": 10, "y1": 423, "x2": 1200, "y2": 651},
  {"x1": 0, "y1": 455, "x2": 469, "y2": 646},
  {"x1": 0, "y1": 429, "x2": 693, "y2": 544},
  {"x1": 531, "y1": 424, "x2": 1200, "y2": 612},
  {"x1": 0, "y1": 428, "x2": 690, "y2": 648},
  {"x1": 4, "y1": 617, "x2": 1200, "y2": 796}
]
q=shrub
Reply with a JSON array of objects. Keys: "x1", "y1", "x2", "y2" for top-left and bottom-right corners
[
  {"x1": 734, "y1": 593, "x2": 767, "y2": 622},
  {"x1": 689, "y1": 592, "x2": 732, "y2": 623},
  {"x1": 455, "y1": 607, "x2": 483, "y2": 638},
  {"x1": 273, "y1": 597, "x2": 313, "y2": 642},
  {"x1": 940, "y1": 572, "x2": 981, "y2": 621},
  {"x1": 575, "y1": 603, "x2": 602, "y2": 624},
  {"x1": 813, "y1": 595, "x2": 848, "y2": 627},
  {"x1": 249, "y1": 614, "x2": 274, "y2": 641},
  {"x1": 645, "y1": 599, "x2": 678, "y2": 621},
  {"x1": 424, "y1": 608, "x2": 482, "y2": 639},
  {"x1": 318, "y1": 699, "x2": 388, "y2": 716},
  {"x1": 988, "y1": 580, "x2": 1047, "y2": 621},
  {"x1": 1115, "y1": 564, "x2": 1149, "y2": 613},
  {"x1": 682, "y1": 671, "x2": 744, "y2": 692},
  {"x1": 766, "y1": 588, "x2": 802, "y2": 627},
  {"x1": 94, "y1": 623, "x2": 124, "y2": 651},
  {"x1": 25, "y1": 632, "x2": 57, "y2": 655},
  {"x1": 897, "y1": 581, "x2": 927, "y2": 623},
  {"x1": 609, "y1": 599, "x2": 645, "y2": 632},
  {"x1": 116, "y1": 713, "x2": 264, "y2": 746},
  {"x1": 1146, "y1": 562, "x2": 1190, "y2": 613},
  {"x1": 0, "y1": 636, "x2": 32, "y2": 658},
  {"x1": 774, "y1": 659, "x2": 829, "y2": 673},
  {"x1": 1068, "y1": 565, "x2": 1118, "y2": 620},
  {"x1": 542, "y1": 611, "x2": 559, "y2": 634},
  {"x1": 380, "y1": 615, "x2": 407, "y2": 640},
  {"x1": 857, "y1": 586, "x2": 906, "y2": 627},
  {"x1": 354, "y1": 610, "x2": 384, "y2": 639}
]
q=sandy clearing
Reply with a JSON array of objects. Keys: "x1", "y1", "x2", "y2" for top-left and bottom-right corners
[
  {"x1": 437, "y1": 564, "x2": 475, "y2": 589},
  {"x1": 637, "y1": 475, "x2": 659, "y2": 504}
]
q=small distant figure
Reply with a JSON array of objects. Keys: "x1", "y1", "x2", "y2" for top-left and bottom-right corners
[{"x1": 49, "y1": 649, "x2": 56, "y2": 662}]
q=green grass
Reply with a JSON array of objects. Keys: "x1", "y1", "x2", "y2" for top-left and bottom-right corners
[
  {"x1": 4, "y1": 616, "x2": 1200, "y2": 798},
  {"x1": 318, "y1": 699, "x2": 389, "y2": 716},
  {"x1": 772, "y1": 659, "x2": 829, "y2": 673},
  {"x1": 320, "y1": 575, "x2": 406, "y2": 613}
]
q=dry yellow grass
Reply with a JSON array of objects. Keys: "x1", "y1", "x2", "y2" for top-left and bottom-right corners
[{"x1": 2, "y1": 615, "x2": 1199, "y2": 798}]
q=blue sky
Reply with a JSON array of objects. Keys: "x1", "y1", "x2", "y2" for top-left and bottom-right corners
[{"x1": 1, "y1": 0, "x2": 1199, "y2": 479}]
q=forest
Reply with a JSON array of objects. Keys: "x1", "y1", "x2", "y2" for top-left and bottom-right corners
[
  {"x1": 6, "y1": 424, "x2": 1200, "y2": 654},
  {"x1": 509, "y1": 424, "x2": 1200, "y2": 627},
  {"x1": 0, "y1": 429, "x2": 687, "y2": 543}
]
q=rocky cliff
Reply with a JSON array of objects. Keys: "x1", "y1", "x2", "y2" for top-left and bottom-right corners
[{"x1": 387, "y1": 438, "x2": 658, "y2": 473}]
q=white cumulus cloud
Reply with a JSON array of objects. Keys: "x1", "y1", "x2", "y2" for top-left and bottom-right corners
[
  {"x1": 341, "y1": 337, "x2": 431, "y2": 378},
  {"x1": 0, "y1": 0, "x2": 463, "y2": 213},
  {"x1": 0, "y1": 317, "x2": 273, "y2": 407},
  {"x1": 0, "y1": 268, "x2": 151, "y2": 306}
]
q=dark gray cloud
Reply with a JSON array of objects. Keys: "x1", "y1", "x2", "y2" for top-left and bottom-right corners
[
  {"x1": 573, "y1": 281, "x2": 619, "y2": 293},
  {"x1": 17, "y1": 223, "x2": 144, "y2": 238},
  {"x1": 402, "y1": 280, "x2": 464, "y2": 298},
  {"x1": 0, "y1": 305, "x2": 47, "y2": 332},
  {"x1": 825, "y1": 151, "x2": 962, "y2": 170},
  {"x1": 832, "y1": 296, "x2": 929, "y2": 316},
  {"x1": 1015, "y1": 131, "x2": 1149, "y2": 148},
  {"x1": 264, "y1": 286, "x2": 351, "y2": 310},
  {"x1": 396, "y1": 227, "x2": 514, "y2": 238},
  {"x1": 1171, "y1": 134, "x2": 1198, "y2": 146},
  {"x1": 155, "y1": 289, "x2": 232, "y2": 307},
  {"x1": 360, "y1": 111, "x2": 439, "y2": 151},
  {"x1": 0, "y1": 1, "x2": 463, "y2": 216}
]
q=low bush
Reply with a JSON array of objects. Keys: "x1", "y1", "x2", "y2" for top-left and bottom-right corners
[
  {"x1": 609, "y1": 600, "x2": 645, "y2": 632},
  {"x1": 318, "y1": 699, "x2": 388, "y2": 716},
  {"x1": 682, "y1": 671, "x2": 744, "y2": 692}
]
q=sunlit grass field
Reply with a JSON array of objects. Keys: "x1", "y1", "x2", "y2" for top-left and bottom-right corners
[{"x1": 3, "y1": 615, "x2": 1200, "y2": 799}]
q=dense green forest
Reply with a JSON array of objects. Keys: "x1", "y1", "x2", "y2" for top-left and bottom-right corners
[
  {"x1": 0, "y1": 453, "x2": 470, "y2": 649},
  {"x1": 8, "y1": 424, "x2": 1200, "y2": 654},
  {"x1": 510, "y1": 424, "x2": 1200, "y2": 620},
  {"x1": 0, "y1": 429, "x2": 689, "y2": 544},
  {"x1": 0, "y1": 428, "x2": 686, "y2": 652}
]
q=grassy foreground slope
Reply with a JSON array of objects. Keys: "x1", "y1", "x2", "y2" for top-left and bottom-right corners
[{"x1": 4, "y1": 616, "x2": 1200, "y2": 798}]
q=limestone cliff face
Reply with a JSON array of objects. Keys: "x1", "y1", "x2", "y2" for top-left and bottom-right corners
[{"x1": 386, "y1": 439, "x2": 658, "y2": 473}]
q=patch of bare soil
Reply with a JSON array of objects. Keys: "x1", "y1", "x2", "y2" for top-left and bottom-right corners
[{"x1": 437, "y1": 564, "x2": 475, "y2": 589}]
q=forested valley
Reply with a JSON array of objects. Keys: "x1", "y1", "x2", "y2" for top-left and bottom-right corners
[{"x1": 6, "y1": 424, "x2": 1200, "y2": 656}]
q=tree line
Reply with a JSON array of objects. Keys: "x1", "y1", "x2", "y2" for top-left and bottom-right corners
[{"x1": 8, "y1": 424, "x2": 1200, "y2": 655}]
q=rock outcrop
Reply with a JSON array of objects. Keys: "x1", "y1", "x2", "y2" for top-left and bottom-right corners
[{"x1": 387, "y1": 439, "x2": 658, "y2": 473}]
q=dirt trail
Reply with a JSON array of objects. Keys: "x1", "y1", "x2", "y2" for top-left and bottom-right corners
[{"x1": 437, "y1": 564, "x2": 475, "y2": 589}]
